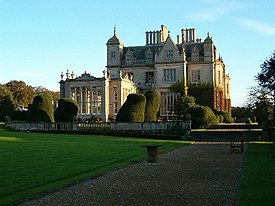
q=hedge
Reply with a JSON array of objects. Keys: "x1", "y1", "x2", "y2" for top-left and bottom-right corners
[
  {"x1": 187, "y1": 105, "x2": 219, "y2": 128},
  {"x1": 144, "y1": 90, "x2": 160, "y2": 122},
  {"x1": 116, "y1": 94, "x2": 146, "y2": 122},
  {"x1": 54, "y1": 98, "x2": 79, "y2": 122},
  {"x1": 27, "y1": 94, "x2": 54, "y2": 122}
]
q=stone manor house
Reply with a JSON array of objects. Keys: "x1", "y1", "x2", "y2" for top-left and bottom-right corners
[{"x1": 60, "y1": 25, "x2": 231, "y2": 122}]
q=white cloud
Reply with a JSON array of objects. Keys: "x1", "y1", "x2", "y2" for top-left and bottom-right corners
[
  {"x1": 186, "y1": 1, "x2": 245, "y2": 22},
  {"x1": 238, "y1": 18, "x2": 275, "y2": 36},
  {"x1": 14, "y1": 72, "x2": 48, "y2": 78}
]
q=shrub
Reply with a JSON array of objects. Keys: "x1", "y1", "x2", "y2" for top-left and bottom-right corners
[
  {"x1": 213, "y1": 109, "x2": 234, "y2": 123},
  {"x1": 144, "y1": 90, "x2": 160, "y2": 122},
  {"x1": 27, "y1": 94, "x2": 54, "y2": 122},
  {"x1": 216, "y1": 114, "x2": 224, "y2": 123},
  {"x1": 187, "y1": 105, "x2": 219, "y2": 128},
  {"x1": 116, "y1": 94, "x2": 146, "y2": 122},
  {"x1": 11, "y1": 110, "x2": 28, "y2": 121},
  {"x1": 174, "y1": 95, "x2": 196, "y2": 119},
  {"x1": 54, "y1": 98, "x2": 79, "y2": 122}
]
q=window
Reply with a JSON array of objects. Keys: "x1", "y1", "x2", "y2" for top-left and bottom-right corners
[
  {"x1": 163, "y1": 69, "x2": 176, "y2": 83},
  {"x1": 91, "y1": 87, "x2": 101, "y2": 114},
  {"x1": 146, "y1": 54, "x2": 153, "y2": 63},
  {"x1": 218, "y1": 71, "x2": 221, "y2": 85},
  {"x1": 111, "y1": 52, "x2": 115, "y2": 59},
  {"x1": 191, "y1": 70, "x2": 201, "y2": 83},
  {"x1": 145, "y1": 72, "x2": 154, "y2": 85},
  {"x1": 166, "y1": 51, "x2": 173, "y2": 59},
  {"x1": 160, "y1": 92, "x2": 177, "y2": 116},
  {"x1": 113, "y1": 87, "x2": 118, "y2": 113},
  {"x1": 227, "y1": 83, "x2": 230, "y2": 94}
]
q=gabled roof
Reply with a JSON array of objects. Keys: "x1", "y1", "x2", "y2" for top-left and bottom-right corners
[{"x1": 163, "y1": 34, "x2": 179, "y2": 51}]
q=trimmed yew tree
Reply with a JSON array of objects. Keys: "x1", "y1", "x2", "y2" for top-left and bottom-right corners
[
  {"x1": 54, "y1": 98, "x2": 79, "y2": 122},
  {"x1": 116, "y1": 94, "x2": 146, "y2": 122},
  {"x1": 187, "y1": 105, "x2": 218, "y2": 128},
  {"x1": 27, "y1": 94, "x2": 54, "y2": 122},
  {"x1": 144, "y1": 90, "x2": 160, "y2": 122}
]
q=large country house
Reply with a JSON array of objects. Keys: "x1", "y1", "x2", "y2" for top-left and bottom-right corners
[{"x1": 60, "y1": 25, "x2": 231, "y2": 122}]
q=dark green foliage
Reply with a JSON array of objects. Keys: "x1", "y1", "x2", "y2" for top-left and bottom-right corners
[
  {"x1": 144, "y1": 90, "x2": 160, "y2": 122},
  {"x1": 188, "y1": 84, "x2": 215, "y2": 109},
  {"x1": 11, "y1": 111, "x2": 28, "y2": 121},
  {"x1": 0, "y1": 96, "x2": 15, "y2": 121},
  {"x1": 169, "y1": 80, "x2": 187, "y2": 97},
  {"x1": 214, "y1": 110, "x2": 234, "y2": 123},
  {"x1": 54, "y1": 98, "x2": 79, "y2": 122},
  {"x1": 175, "y1": 95, "x2": 196, "y2": 119},
  {"x1": 0, "y1": 85, "x2": 16, "y2": 121},
  {"x1": 187, "y1": 105, "x2": 219, "y2": 128},
  {"x1": 116, "y1": 94, "x2": 146, "y2": 122},
  {"x1": 27, "y1": 94, "x2": 54, "y2": 122}
]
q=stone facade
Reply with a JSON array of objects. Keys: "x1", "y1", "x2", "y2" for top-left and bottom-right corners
[
  {"x1": 106, "y1": 25, "x2": 231, "y2": 116},
  {"x1": 60, "y1": 24, "x2": 231, "y2": 122},
  {"x1": 60, "y1": 70, "x2": 136, "y2": 122}
]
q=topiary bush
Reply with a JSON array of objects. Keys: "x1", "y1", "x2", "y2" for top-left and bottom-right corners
[
  {"x1": 144, "y1": 90, "x2": 160, "y2": 122},
  {"x1": 27, "y1": 94, "x2": 54, "y2": 122},
  {"x1": 187, "y1": 105, "x2": 219, "y2": 128},
  {"x1": 54, "y1": 98, "x2": 79, "y2": 122},
  {"x1": 214, "y1": 110, "x2": 234, "y2": 123},
  {"x1": 116, "y1": 94, "x2": 146, "y2": 122},
  {"x1": 11, "y1": 110, "x2": 28, "y2": 121}
]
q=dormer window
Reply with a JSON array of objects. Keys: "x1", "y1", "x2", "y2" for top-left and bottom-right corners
[
  {"x1": 166, "y1": 51, "x2": 173, "y2": 59},
  {"x1": 146, "y1": 54, "x2": 153, "y2": 63}
]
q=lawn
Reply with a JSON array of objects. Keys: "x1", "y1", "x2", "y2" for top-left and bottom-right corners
[
  {"x1": 0, "y1": 123, "x2": 189, "y2": 205},
  {"x1": 237, "y1": 142, "x2": 275, "y2": 206}
]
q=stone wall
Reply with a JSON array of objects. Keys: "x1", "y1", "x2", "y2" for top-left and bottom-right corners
[{"x1": 5, "y1": 121, "x2": 191, "y2": 133}]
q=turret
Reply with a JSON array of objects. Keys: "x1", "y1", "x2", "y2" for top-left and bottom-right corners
[{"x1": 106, "y1": 26, "x2": 123, "y2": 67}]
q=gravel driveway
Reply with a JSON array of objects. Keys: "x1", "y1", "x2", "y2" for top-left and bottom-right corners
[{"x1": 18, "y1": 143, "x2": 244, "y2": 206}]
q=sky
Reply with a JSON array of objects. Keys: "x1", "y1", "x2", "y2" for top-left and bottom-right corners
[{"x1": 0, "y1": 0, "x2": 275, "y2": 106}]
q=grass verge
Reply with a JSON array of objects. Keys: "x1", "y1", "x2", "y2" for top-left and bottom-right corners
[
  {"x1": 0, "y1": 123, "x2": 189, "y2": 205},
  {"x1": 237, "y1": 142, "x2": 275, "y2": 205}
]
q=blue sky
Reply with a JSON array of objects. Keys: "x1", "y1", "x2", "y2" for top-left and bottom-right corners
[{"x1": 0, "y1": 0, "x2": 274, "y2": 106}]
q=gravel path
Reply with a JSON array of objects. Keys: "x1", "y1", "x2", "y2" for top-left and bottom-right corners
[{"x1": 18, "y1": 143, "x2": 244, "y2": 206}]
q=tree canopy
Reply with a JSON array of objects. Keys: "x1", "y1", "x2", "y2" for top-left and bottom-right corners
[
  {"x1": 256, "y1": 51, "x2": 275, "y2": 100},
  {"x1": 5, "y1": 80, "x2": 35, "y2": 108}
]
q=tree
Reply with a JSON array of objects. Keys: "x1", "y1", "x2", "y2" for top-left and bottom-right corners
[
  {"x1": 5, "y1": 80, "x2": 35, "y2": 108},
  {"x1": 27, "y1": 94, "x2": 54, "y2": 122},
  {"x1": 116, "y1": 94, "x2": 146, "y2": 122},
  {"x1": 247, "y1": 86, "x2": 273, "y2": 125},
  {"x1": 174, "y1": 95, "x2": 196, "y2": 119},
  {"x1": 144, "y1": 90, "x2": 160, "y2": 122},
  {"x1": 256, "y1": 51, "x2": 275, "y2": 123},
  {"x1": 54, "y1": 98, "x2": 79, "y2": 122},
  {"x1": 33, "y1": 86, "x2": 60, "y2": 109},
  {"x1": 0, "y1": 85, "x2": 16, "y2": 121}
]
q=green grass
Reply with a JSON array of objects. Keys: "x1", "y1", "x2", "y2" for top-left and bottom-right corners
[
  {"x1": 0, "y1": 123, "x2": 189, "y2": 205},
  {"x1": 237, "y1": 142, "x2": 275, "y2": 205}
]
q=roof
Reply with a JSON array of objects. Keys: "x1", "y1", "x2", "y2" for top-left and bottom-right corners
[{"x1": 106, "y1": 34, "x2": 122, "y2": 45}]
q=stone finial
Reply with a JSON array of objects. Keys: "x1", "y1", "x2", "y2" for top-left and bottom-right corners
[
  {"x1": 60, "y1": 71, "x2": 64, "y2": 80},
  {"x1": 66, "y1": 70, "x2": 70, "y2": 79},
  {"x1": 71, "y1": 71, "x2": 75, "y2": 79},
  {"x1": 103, "y1": 69, "x2": 107, "y2": 78}
]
